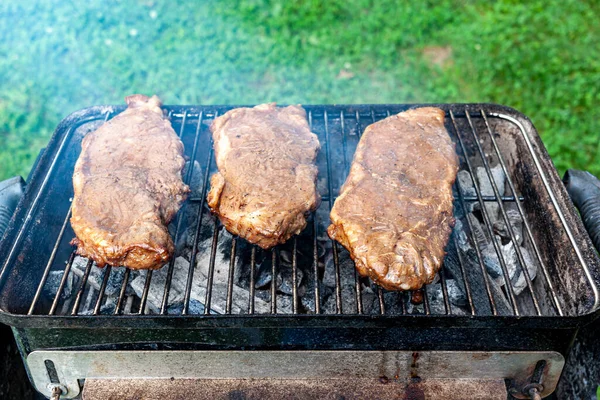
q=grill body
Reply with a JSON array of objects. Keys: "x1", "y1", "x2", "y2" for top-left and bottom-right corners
[{"x1": 0, "y1": 104, "x2": 599, "y2": 398}]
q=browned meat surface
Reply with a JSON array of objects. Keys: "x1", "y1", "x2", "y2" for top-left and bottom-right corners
[
  {"x1": 70, "y1": 95, "x2": 189, "y2": 269},
  {"x1": 327, "y1": 107, "x2": 458, "y2": 291},
  {"x1": 207, "y1": 103, "x2": 320, "y2": 249}
]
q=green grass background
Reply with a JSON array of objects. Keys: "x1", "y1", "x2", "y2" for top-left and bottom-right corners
[{"x1": 1, "y1": 0, "x2": 599, "y2": 181}]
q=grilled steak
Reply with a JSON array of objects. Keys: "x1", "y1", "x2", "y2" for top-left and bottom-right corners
[
  {"x1": 207, "y1": 103, "x2": 320, "y2": 249},
  {"x1": 70, "y1": 95, "x2": 189, "y2": 269},
  {"x1": 327, "y1": 107, "x2": 458, "y2": 291}
]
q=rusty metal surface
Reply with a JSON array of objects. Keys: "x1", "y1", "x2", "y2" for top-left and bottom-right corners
[
  {"x1": 82, "y1": 378, "x2": 508, "y2": 400},
  {"x1": 27, "y1": 350, "x2": 563, "y2": 398}
]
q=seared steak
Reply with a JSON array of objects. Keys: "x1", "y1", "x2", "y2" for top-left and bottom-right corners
[
  {"x1": 327, "y1": 107, "x2": 458, "y2": 291},
  {"x1": 70, "y1": 95, "x2": 189, "y2": 269},
  {"x1": 207, "y1": 103, "x2": 320, "y2": 249}
]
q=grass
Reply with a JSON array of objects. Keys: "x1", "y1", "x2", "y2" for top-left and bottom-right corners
[{"x1": 0, "y1": 0, "x2": 599, "y2": 180}]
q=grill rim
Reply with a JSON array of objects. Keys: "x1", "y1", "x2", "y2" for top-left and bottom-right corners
[{"x1": 1, "y1": 103, "x2": 599, "y2": 329}]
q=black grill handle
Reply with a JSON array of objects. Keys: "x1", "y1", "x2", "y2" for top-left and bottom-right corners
[
  {"x1": 564, "y1": 169, "x2": 600, "y2": 252},
  {"x1": 0, "y1": 147, "x2": 46, "y2": 240},
  {"x1": 0, "y1": 176, "x2": 26, "y2": 240}
]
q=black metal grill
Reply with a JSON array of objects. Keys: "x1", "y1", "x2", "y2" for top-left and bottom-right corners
[
  {"x1": 0, "y1": 104, "x2": 593, "y2": 321},
  {"x1": 0, "y1": 102, "x2": 597, "y2": 341}
]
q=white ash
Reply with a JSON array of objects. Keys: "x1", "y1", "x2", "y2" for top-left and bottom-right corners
[
  {"x1": 182, "y1": 160, "x2": 204, "y2": 198},
  {"x1": 499, "y1": 241, "x2": 537, "y2": 296}
]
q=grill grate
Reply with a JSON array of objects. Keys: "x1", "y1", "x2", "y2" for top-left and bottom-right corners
[{"x1": 21, "y1": 105, "x2": 592, "y2": 318}]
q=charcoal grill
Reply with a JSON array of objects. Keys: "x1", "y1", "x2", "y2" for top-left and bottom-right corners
[{"x1": 0, "y1": 103, "x2": 599, "y2": 399}]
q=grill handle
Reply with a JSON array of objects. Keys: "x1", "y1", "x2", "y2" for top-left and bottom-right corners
[
  {"x1": 0, "y1": 148, "x2": 45, "y2": 240},
  {"x1": 564, "y1": 169, "x2": 600, "y2": 252},
  {"x1": 0, "y1": 176, "x2": 26, "y2": 240}
]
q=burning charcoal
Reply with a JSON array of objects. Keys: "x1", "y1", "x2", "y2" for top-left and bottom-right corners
[
  {"x1": 501, "y1": 241, "x2": 537, "y2": 296},
  {"x1": 43, "y1": 270, "x2": 74, "y2": 301},
  {"x1": 275, "y1": 295, "x2": 294, "y2": 314},
  {"x1": 322, "y1": 284, "x2": 357, "y2": 314},
  {"x1": 481, "y1": 246, "x2": 502, "y2": 279},
  {"x1": 280, "y1": 249, "x2": 293, "y2": 264},
  {"x1": 317, "y1": 241, "x2": 328, "y2": 259},
  {"x1": 467, "y1": 214, "x2": 489, "y2": 249},
  {"x1": 195, "y1": 229, "x2": 239, "y2": 286},
  {"x1": 493, "y1": 208, "x2": 523, "y2": 245},
  {"x1": 80, "y1": 298, "x2": 117, "y2": 316},
  {"x1": 426, "y1": 281, "x2": 466, "y2": 315},
  {"x1": 166, "y1": 299, "x2": 212, "y2": 315},
  {"x1": 360, "y1": 286, "x2": 380, "y2": 315},
  {"x1": 130, "y1": 259, "x2": 187, "y2": 314},
  {"x1": 129, "y1": 255, "x2": 275, "y2": 315},
  {"x1": 475, "y1": 165, "x2": 505, "y2": 221},
  {"x1": 457, "y1": 170, "x2": 477, "y2": 197},
  {"x1": 383, "y1": 291, "x2": 410, "y2": 315},
  {"x1": 321, "y1": 246, "x2": 361, "y2": 313},
  {"x1": 323, "y1": 248, "x2": 356, "y2": 289},
  {"x1": 445, "y1": 279, "x2": 468, "y2": 307},
  {"x1": 429, "y1": 280, "x2": 467, "y2": 309},
  {"x1": 317, "y1": 177, "x2": 328, "y2": 201},
  {"x1": 445, "y1": 219, "x2": 505, "y2": 316},
  {"x1": 299, "y1": 270, "x2": 326, "y2": 313},
  {"x1": 86, "y1": 265, "x2": 127, "y2": 297},
  {"x1": 277, "y1": 265, "x2": 304, "y2": 296},
  {"x1": 465, "y1": 214, "x2": 503, "y2": 279},
  {"x1": 71, "y1": 255, "x2": 90, "y2": 273},
  {"x1": 255, "y1": 258, "x2": 273, "y2": 289}
]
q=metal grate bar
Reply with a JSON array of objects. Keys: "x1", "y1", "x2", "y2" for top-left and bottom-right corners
[
  {"x1": 377, "y1": 287, "x2": 385, "y2": 315},
  {"x1": 291, "y1": 238, "x2": 299, "y2": 314},
  {"x1": 271, "y1": 249, "x2": 278, "y2": 314},
  {"x1": 225, "y1": 237, "x2": 237, "y2": 314},
  {"x1": 481, "y1": 110, "x2": 563, "y2": 316},
  {"x1": 453, "y1": 236, "x2": 476, "y2": 316},
  {"x1": 312, "y1": 218, "x2": 321, "y2": 314},
  {"x1": 340, "y1": 111, "x2": 363, "y2": 315},
  {"x1": 439, "y1": 270, "x2": 451, "y2": 315},
  {"x1": 422, "y1": 286, "x2": 431, "y2": 315},
  {"x1": 71, "y1": 259, "x2": 93, "y2": 315},
  {"x1": 159, "y1": 111, "x2": 197, "y2": 314},
  {"x1": 354, "y1": 269, "x2": 363, "y2": 314},
  {"x1": 322, "y1": 111, "x2": 343, "y2": 314},
  {"x1": 308, "y1": 112, "x2": 322, "y2": 315},
  {"x1": 203, "y1": 219, "x2": 220, "y2": 315},
  {"x1": 399, "y1": 292, "x2": 407, "y2": 315},
  {"x1": 450, "y1": 110, "x2": 519, "y2": 315},
  {"x1": 48, "y1": 252, "x2": 76, "y2": 315},
  {"x1": 183, "y1": 112, "x2": 216, "y2": 315},
  {"x1": 138, "y1": 270, "x2": 153, "y2": 315},
  {"x1": 28, "y1": 207, "x2": 72, "y2": 315},
  {"x1": 114, "y1": 268, "x2": 131, "y2": 315},
  {"x1": 465, "y1": 111, "x2": 542, "y2": 315},
  {"x1": 93, "y1": 266, "x2": 112, "y2": 315},
  {"x1": 293, "y1": 194, "x2": 524, "y2": 204},
  {"x1": 248, "y1": 246, "x2": 256, "y2": 314},
  {"x1": 369, "y1": 109, "x2": 387, "y2": 316}
]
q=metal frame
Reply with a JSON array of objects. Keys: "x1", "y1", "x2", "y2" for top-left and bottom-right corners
[{"x1": 28, "y1": 350, "x2": 564, "y2": 399}]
